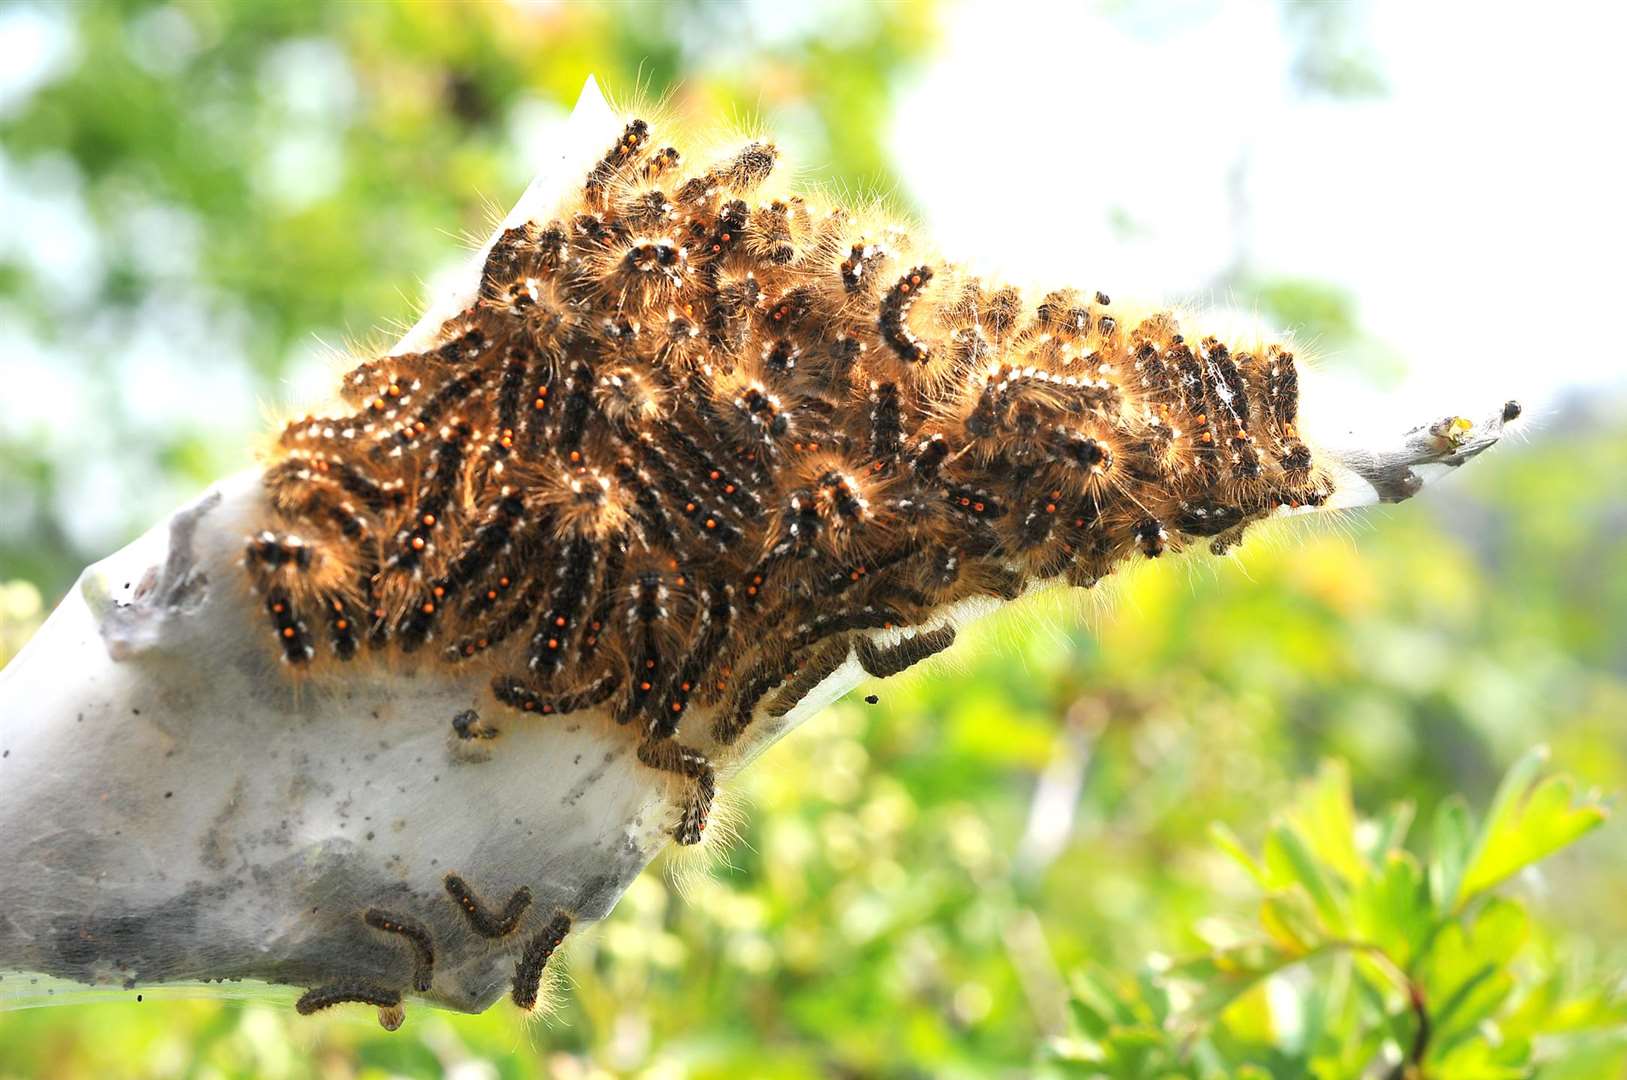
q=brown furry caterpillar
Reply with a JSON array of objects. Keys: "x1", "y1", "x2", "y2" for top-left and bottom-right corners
[
  {"x1": 512, "y1": 912, "x2": 573, "y2": 1012},
  {"x1": 243, "y1": 111, "x2": 1387, "y2": 850},
  {"x1": 444, "y1": 873, "x2": 532, "y2": 939},
  {"x1": 363, "y1": 908, "x2": 435, "y2": 993},
  {"x1": 295, "y1": 979, "x2": 402, "y2": 1019}
]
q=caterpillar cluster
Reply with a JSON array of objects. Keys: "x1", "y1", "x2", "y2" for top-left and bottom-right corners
[
  {"x1": 296, "y1": 873, "x2": 571, "y2": 1027},
  {"x1": 245, "y1": 113, "x2": 1336, "y2": 844}
]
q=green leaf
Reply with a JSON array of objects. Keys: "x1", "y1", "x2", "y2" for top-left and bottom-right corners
[
  {"x1": 1458, "y1": 749, "x2": 1609, "y2": 905},
  {"x1": 1211, "y1": 822, "x2": 1268, "y2": 887},
  {"x1": 1264, "y1": 826, "x2": 1347, "y2": 930},
  {"x1": 1287, "y1": 760, "x2": 1366, "y2": 884},
  {"x1": 1177, "y1": 943, "x2": 1300, "y2": 1021},
  {"x1": 1423, "y1": 899, "x2": 1529, "y2": 990},
  {"x1": 1061, "y1": 754, "x2": 1618, "y2": 1080},
  {"x1": 1419, "y1": 899, "x2": 1529, "y2": 1056},
  {"x1": 1216, "y1": 977, "x2": 1279, "y2": 1047},
  {"x1": 1260, "y1": 887, "x2": 1328, "y2": 954},
  {"x1": 1070, "y1": 969, "x2": 1127, "y2": 1039},
  {"x1": 1350, "y1": 849, "x2": 1431, "y2": 969},
  {"x1": 1431, "y1": 1039, "x2": 1528, "y2": 1080},
  {"x1": 1430, "y1": 966, "x2": 1515, "y2": 1059},
  {"x1": 1367, "y1": 800, "x2": 1416, "y2": 862},
  {"x1": 1431, "y1": 796, "x2": 1477, "y2": 911}
]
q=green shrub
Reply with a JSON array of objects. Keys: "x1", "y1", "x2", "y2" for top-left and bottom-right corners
[{"x1": 1053, "y1": 750, "x2": 1625, "y2": 1078}]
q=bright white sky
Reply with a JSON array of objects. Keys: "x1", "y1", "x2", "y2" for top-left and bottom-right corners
[{"x1": 894, "y1": 0, "x2": 1627, "y2": 417}]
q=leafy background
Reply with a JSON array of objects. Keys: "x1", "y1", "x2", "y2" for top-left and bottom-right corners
[{"x1": 2, "y1": 1, "x2": 1625, "y2": 1077}]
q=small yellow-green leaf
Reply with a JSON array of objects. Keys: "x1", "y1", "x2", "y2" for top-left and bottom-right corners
[
  {"x1": 1218, "y1": 977, "x2": 1279, "y2": 1045},
  {"x1": 1459, "y1": 764, "x2": 1608, "y2": 904},
  {"x1": 1430, "y1": 966, "x2": 1515, "y2": 1059},
  {"x1": 1211, "y1": 822, "x2": 1268, "y2": 887},
  {"x1": 1431, "y1": 796, "x2": 1476, "y2": 910},
  {"x1": 1071, "y1": 968, "x2": 1133, "y2": 1034},
  {"x1": 1178, "y1": 943, "x2": 1300, "y2": 1020},
  {"x1": 1264, "y1": 825, "x2": 1347, "y2": 930},
  {"x1": 1419, "y1": 898, "x2": 1529, "y2": 1012},
  {"x1": 1351, "y1": 849, "x2": 1430, "y2": 968},
  {"x1": 1260, "y1": 887, "x2": 1327, "y2": 954},
  {"x1": 1287, "y1": 759, "x2": 1365, "y2": 884}
]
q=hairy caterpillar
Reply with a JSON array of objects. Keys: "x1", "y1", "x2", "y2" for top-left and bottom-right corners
[
  {"x1": 363, "y1": 908, "x2": 435, "y2": 992},
  {"x1": 295, "y1": 979, "x2": 402, "y2": 1019},
  {"x1": 444, "y1": 873, "x2": 533, "y2": 939},
  {"x1": 243, "y1": 104, "x2": 1510, "y2": 857},
  {"x1": 512, "y1": 912, "x2": 573, "y2": 1011}
]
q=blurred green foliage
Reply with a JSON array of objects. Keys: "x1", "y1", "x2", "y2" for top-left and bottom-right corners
[
  {"x1": 3, "y1": 2, "x2": 1626, "y2": 1078},
  {"x1": 1057, "y1": 753, "x2": 1620, "y2": 1078}
]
